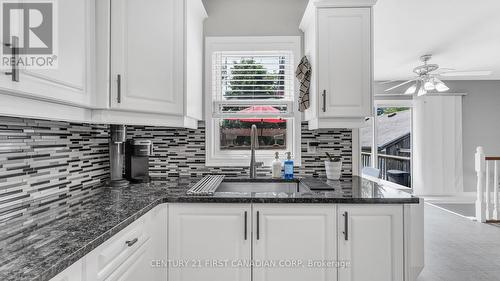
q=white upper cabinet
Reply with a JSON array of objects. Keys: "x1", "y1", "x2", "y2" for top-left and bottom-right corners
[
  {"x1": 337, "y1": 205, "x2": 404, "y2": 281},
  {"x1": 318, "y1": 8, "x2": 372, "y2": 118},
  {"x1": 102, "y1": 0, "x2": 206, "y2": 127},
  {"x1": 110, "y1": 0, "x2": 182, "y2": 115},
  {"x1": 253, "y1": 204, "x2": 337, "y2": 281},
  {"x1": 0, "y1": 0, "x2": 206, "y2": 128},
  {"x1": 300, "y1": 0, "x2": 376, "y2": 129},
  {"x1": 0, "y1": 0, "x2": 95, "y2": 107}
]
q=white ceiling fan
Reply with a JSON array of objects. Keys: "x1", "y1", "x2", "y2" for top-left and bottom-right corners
[{"x1": 383, "y1": 54, "x2": 492, "y2": 96}]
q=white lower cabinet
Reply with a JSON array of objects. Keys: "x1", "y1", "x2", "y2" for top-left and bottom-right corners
[
  {"x1": 167, "y1": 203, "x2": 406, "y2": 281},
  {"x1": 168, "y1": 204, "x2": 251, "y2": 281},
  {"x1": 85, "y1": 204, "x2": 167, "y2": 281},
  {"x1": 338, "y1": 205, "x2": 404, "y2": 281},
  {"x1": 49, "y1": 203, "x2": 410, "y2": 281},
  {"x1": 253, "y1": 204, "x2": 337, "y2": 281}
]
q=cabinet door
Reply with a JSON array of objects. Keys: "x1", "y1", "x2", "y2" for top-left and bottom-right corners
[
  {"x1": 146, "y1": 204, "x2": 168, "y2": 281},
  {"x1": 0, "y1": 0, "x2": 94, "y2": 107},
  {"x1": 253, "y1": 204, "x2": 337, "y2": 281},
  {"x1": 338, "y1": 205, "x2": 404, "y2": 281},
  {"x1": 168, "y1": 204, "x2": 251, "y2": 281},
  {"x1": 110, "y1": 0, "x2": 184, "y2": 115},
  {"x1": 317, "y1": 8, "x2": 372, "y2": 118}
]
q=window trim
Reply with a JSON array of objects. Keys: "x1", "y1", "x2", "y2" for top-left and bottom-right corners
[
  {"x1": 205, "y1": 36, "x2": 302, "y2": 167},
  {"x1": 359, "y1": 100, "x2": 414, "y2": 189}
]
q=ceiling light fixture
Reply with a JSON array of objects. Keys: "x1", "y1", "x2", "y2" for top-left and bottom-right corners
[
  {"x1": 385, "y1": 55, "x2": 477, "y2": 96},
  {"x1": 404, "y1": 83, "x2": 417, "y2": 95},
  {"x1": 434, "y1": 78, "x2": 450, "y2": 92},
  {"x1": 405, "y1": 77, "x2": 449, "y2": 96},
  {"x1": 417, "y1": 87, "x2": 427, "y2": 97},
  {"x1": 423, "y1": 81, "x2": 435, "y2": 91}
]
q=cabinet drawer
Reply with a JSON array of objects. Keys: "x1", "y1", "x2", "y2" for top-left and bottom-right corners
[
  {"x1": 86, "y1": 214, "x2": 152, "y2": 281},
  {"x1": 103, "y1": 235, "x2": 151, "y2": 281}
]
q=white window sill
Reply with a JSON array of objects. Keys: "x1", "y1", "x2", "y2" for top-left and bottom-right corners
[{"x1": 206, "y1": 154, "x2": 301, "y2": 167}]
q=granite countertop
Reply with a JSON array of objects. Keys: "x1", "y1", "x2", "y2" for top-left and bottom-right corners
[
  {"x1": 0, "y1": 176, "x2": 418, "y2": 281},
  {"x1": 167, "y1": 176, "x2": 418, "y2": 204}
]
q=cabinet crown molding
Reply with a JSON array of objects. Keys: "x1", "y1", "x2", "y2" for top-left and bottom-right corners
[
  {"x1": 312, "y1": 0, "x2": 377, "y2": 7},
  {"x1": 300, "y1": 0, "x2": 377, "y2": 30}
]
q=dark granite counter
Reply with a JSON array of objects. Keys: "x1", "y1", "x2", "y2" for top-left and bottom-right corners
[
  {"x1": 166, "y1": 176, "x2": 418, "y2": 204},
  {"x1": 0, "y1": 176, "x2": 418, "y2": 281}
]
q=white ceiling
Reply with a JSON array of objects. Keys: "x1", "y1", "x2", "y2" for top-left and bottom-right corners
[{"x1": 373, "y1": 0, "x2": 500, "y2": 81}]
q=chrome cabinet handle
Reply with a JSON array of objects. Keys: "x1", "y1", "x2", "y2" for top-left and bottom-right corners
[
  {"x1": 256, "y1": 211, "x2": 260, "y2": 240},
  {"x1": 322, "y1": 90, "x2": 327, "y2": 112},
  {"x1": 244, "y1": 211, "x2": 248, "y2": 240},
  {"x1": 125, "y1": 238, "x2": 138, "y2": 247},
  {"x1": 4, "y1": 36, "x2": 20, "y2": 82},
  {"x1": 117, "y1": 74, "x2": 122, "y2": 103},
  {"x1": 342, "y1": 212, "x2": 348, "y2": 241}
]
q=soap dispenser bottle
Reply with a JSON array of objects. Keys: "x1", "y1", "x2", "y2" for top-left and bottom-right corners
[
  {"x1": 272, "y1": 152, "x2": 282, "y2": 179},
  {"x1": 283, "y1": 152, "x2": 294, "y2": 179}
]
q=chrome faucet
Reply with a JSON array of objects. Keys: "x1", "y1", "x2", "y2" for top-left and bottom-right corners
[{"x1": 249, "y1": 124, "x2": 264, "y2": 179}]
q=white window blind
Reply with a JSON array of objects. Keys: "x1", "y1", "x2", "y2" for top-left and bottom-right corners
[{"x1": 212, "y1": 51, "x2": 295, "y2": 118}]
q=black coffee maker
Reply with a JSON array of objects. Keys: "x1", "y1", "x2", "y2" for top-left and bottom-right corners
[{"x1": 125, "y1": 139, "x2": 153, "y2": 183}]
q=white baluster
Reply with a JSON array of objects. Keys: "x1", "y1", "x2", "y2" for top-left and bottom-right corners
[
  {"x1": 486, "y1": 161, "x2": 491, "y2": 220},
  {"x1": 475, "y1": 147, "x2": 486, "y2": 222},
  {"x1": 494, "y1": 161, "x2": 499, "y2": 220}
]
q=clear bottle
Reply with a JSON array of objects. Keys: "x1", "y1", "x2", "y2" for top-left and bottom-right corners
[
  {"x1": 272, "y1": 152, "x2": 282, "y2": 179},
  {"x1": 283, "y1": 152, "x2": 294, "y2": 180}
]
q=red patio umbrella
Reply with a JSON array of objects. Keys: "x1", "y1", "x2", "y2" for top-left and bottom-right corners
[{"x1": 226, "y1": 105, "x2": 286, "y2": 123}]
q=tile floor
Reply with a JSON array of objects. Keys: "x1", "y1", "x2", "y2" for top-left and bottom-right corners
[{"x1": 417, "y1": 203, "x2": 500, "y2": 281}]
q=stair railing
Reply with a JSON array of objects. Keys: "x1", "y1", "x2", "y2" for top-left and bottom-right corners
[{"x1": 475, "y1": 146, "x2": 500, "y2": 222}]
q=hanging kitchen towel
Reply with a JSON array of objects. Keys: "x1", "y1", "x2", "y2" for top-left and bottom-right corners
[{"x1": 295, "y1": 56, "x2": 311, "y2": 112}]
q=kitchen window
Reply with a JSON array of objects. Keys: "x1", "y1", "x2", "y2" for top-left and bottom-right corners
[{"x1": 205, "y1": 37, "x2": 301, "y2": 166}]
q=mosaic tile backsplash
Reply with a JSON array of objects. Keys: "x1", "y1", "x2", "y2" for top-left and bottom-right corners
[
  {"x1": 0, "y1": 116, "x2": 352, "y2": 233},
  {"x1": 0, "y1": 116, "x2": 109, "y2": 232},
  {"x1": 127, "y1": 122, "x2": 353, "y2": 179}
]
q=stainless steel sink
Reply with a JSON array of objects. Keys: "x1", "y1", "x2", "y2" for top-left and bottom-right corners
[
  {"x1": 215, "y1": 181, "x2": 305, "y2": 193},
  {"x1": 186, "y1": 176, "x2": 310, "y2": 196}
]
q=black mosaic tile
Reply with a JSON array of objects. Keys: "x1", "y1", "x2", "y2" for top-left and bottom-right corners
[
  {"x1": 127, "y1": 122, "x2": 353, "y2": 179},
  {"x1": 0, "y1": 116, "x2": 110, "y2": 232}
]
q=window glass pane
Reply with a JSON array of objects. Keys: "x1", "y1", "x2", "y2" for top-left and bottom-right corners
[
  {"x1": 219, "y1": 118, "x2": 287, "y2": 151},
  {"x1": 360, "y1": 117, "x2": 373, "y2": 169},
  {"x1": 213, "y1": 51, "x2": 294, "y2": 103},
  {"x1": 376, "y1": 107, "x2": 412, "y2": 187}
]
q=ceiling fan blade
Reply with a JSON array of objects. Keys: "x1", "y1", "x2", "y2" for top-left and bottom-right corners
[
  {"x1": 379, "y1": 80, "x2": 400, "y2": 85},
  {"x1": 440, "y1": 70, "x2": 492, "y2": 77},
  {"x1": 385, "y1": 79, "x2": 416, "y2": 92},
  {"x1": 435, "y1": 67, "x2": 456, "y2": 73}
]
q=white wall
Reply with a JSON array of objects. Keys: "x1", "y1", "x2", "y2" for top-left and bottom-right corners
[
  {"x1": 445, "y1": 80, "x2": 500, "y2": 192},
  {"x1": 202, "y1": 0, "x2": 307, "y2": 36}
]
